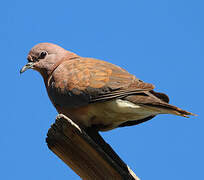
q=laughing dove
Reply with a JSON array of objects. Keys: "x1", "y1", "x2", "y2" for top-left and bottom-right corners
[{"x1": 20, "y1": 43, "x2": 195, "y2": 131}]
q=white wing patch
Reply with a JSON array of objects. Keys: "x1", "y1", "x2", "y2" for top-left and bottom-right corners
[{"x1": 115, "y1": 99, "x2": 141, "y2": 109}]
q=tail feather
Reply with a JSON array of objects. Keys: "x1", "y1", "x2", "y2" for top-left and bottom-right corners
[
  {"x1": 146, "y1": 103, "x2": 197, "y2": 118},
  {"x1": 124, "y1": 90, "x2": 197, "y2": 118},
  {"x1": 146, "y1": 91, "x2": 196, "y2": 118},
  {"x1": 166, "y1": 105, "x2": 197, "y2": 118}
]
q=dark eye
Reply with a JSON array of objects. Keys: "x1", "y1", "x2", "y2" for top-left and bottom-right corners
[{"x1": 38, "y1": 51, "x2": 47, "y2": 59}]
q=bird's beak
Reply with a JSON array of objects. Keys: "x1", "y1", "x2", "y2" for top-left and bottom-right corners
[{"x1": 20, "y1": 62, "x2": 35, "y2": 74}]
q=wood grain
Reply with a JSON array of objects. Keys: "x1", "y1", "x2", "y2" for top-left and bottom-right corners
[{"x1": 46, "y1": 114, "x2": 140, "y2": 180}]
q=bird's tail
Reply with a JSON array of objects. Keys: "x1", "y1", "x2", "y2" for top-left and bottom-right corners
[
  {"x1": 143, "y1": 91, "x2": 197, "y2": 118},
  {"x1": 144, "y1": 103, "x2": 197, "y2": 118}
]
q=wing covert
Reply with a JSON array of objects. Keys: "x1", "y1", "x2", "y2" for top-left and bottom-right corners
[{"x1": 51, "y1": 57, "x2": 155, "y2": 107}]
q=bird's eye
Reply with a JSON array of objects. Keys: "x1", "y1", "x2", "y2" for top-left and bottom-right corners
[{"x1": 38, "y1": 51, "x2": 47, "y2": 59}]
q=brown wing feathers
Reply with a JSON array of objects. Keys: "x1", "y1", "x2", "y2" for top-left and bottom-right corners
[{"x1": 52, "y1": 57, "x2": 195, "y2": 118}]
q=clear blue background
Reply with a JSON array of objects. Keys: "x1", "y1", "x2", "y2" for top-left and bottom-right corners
[{"x1": 1, "y1": 0, "x2": 203, "y2": 179}]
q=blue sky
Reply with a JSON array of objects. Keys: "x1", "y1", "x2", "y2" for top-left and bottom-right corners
[{"x1": 1, "y1": 0, "x2": 203, "y2": 179}]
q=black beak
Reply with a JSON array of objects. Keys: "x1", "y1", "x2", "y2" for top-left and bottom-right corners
[{"x1": 20, "y1": 62, "x2": 35, "y2": 74}]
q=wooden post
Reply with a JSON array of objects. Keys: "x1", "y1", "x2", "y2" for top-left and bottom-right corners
[{"x1": 46, "y1": 114, "x2": 140, "y2": 180}]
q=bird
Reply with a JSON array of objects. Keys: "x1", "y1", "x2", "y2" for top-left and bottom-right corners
[{"x1": 20, "y1": 42, "x2": 196, "y2": 132}]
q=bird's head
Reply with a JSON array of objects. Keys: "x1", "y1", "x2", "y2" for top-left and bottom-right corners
[{"x1": 20, "y1": 42, "x2": 77, "y2": 78}]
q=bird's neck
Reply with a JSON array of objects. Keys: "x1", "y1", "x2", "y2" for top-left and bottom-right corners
[{"x1": 40, "y1": 52, "x2": 79, "y2": 88}]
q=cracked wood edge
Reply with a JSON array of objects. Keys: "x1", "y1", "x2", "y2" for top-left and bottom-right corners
[{"x1": 46, "y1": 114, "x2": 140, "y2": 180}]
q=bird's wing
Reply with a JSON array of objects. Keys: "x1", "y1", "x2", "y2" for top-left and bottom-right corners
[
  {"x1": 51, "y1": 57, "x2": 194, "y2": 117},
  {"x1": 54, "y1": 57, "x2": 158, "y2": 104}
]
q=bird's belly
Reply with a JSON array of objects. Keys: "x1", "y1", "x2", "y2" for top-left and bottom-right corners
[{"x1": 60, "y1": 99, "x2": 158, "y2": 131}]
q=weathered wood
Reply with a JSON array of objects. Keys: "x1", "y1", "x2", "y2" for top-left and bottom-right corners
[{"x1": 46, "y1": 114, "x2": 140, "y2": 180}]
